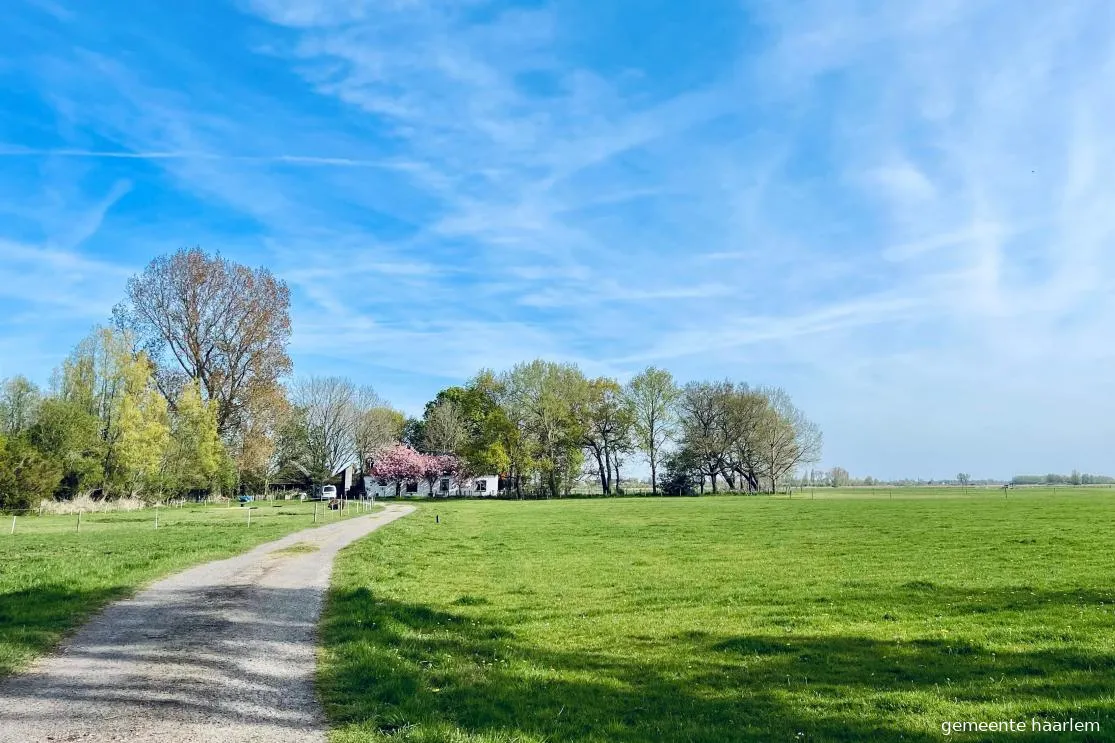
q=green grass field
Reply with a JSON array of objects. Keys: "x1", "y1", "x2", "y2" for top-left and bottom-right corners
[
  {"x1": 320, "y1": 490, "x2": 1115, "y2": 742},
  {"x1": 0, "y1": 498, "x2": 373, "y2": 676}
]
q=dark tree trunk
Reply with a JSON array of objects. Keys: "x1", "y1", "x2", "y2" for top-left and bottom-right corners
[{"x1": 592, "y1": 448, "x2": 607, "y2": 495}]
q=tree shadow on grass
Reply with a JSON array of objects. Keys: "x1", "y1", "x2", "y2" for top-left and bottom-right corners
[
  {"x1": 320, "y1": 587, "x2": 1115, "y2": 742},
  {"x1": 0, "y1": 584, "x2": 130, "y2": 677}
]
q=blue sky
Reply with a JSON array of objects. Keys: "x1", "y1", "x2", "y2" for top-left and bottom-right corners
[{"x1": 2, "y1": 0, "x2": 1114, "y2": 480}]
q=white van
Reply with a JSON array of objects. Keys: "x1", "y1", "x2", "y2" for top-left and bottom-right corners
[{"x1": 317, "y1": 485, "x2": 338, "y2": 500}]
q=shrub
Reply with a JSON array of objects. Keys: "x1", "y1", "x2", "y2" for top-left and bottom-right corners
[{"x1": 0, "y1": 435, "x2": 63, "y2": 511}]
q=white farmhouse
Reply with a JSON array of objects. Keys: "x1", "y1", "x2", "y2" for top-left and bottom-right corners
[{"x1": 363, "y1": 474, "x2": 499, "y2": 499}]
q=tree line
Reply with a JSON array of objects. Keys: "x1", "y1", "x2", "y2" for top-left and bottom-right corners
[
  {"x1": 379, "y1": 361, "x2": 822, "y2": 498},
  {"x1": 0, "y1": 248, "x2": 823, "y2": 509},
  {"x1": 0, "y1": 249, "x2": 292, "y2": 509},
  {"x1": 1012, "y1": 472, "x2": 1113, "y2": 486}
]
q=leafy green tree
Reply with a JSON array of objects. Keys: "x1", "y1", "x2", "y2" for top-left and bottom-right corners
[
  {"x1": 661, "y1": 446, "x2": 701, "y2": 496},
  {"x1": 0, "y1": 434, "x2": 62, "y2": 511},
  {"x1": 499, "y1": 360, "x2": 588, "y2": 498},
  {"x1": 116, "y1": 350, "x2": 171, "y2": 497},
  {"x1": 28, "y1": 398, "x2": 104, "y2": 499},
  {"x1": 58, "y1": 327, "x2": 171, "y2": 497},
  {"x1": 450, "y1": 374, "x2": 515, "y2": 479},
  {"x1": 401, "y1": 417, "x2": 426, "y2": 450},
  {"x1": 624, "y1": 367, "x2": 677, "y2": 495},
  {"x1": 164, "y1": 381, "x2": 224, "y2": 496}
]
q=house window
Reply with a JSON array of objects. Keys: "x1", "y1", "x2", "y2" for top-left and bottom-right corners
[
  {"x1": 476, "y1": 479, "x2": 487, "y2": 492},
  {"x1": 405, "y1": 481, "x2": 418, "y2": 493},
  {"x1": 440, "y1": 478, "x2": 450, "y2": 492}
]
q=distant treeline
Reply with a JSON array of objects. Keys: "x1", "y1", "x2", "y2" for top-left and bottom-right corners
[
  {"x1": 1011, "y1": 472, "x2": 1113, "y2": 486},
  {"x1": 805, "y1": 468, "x2": 1112, "y2": 488}
]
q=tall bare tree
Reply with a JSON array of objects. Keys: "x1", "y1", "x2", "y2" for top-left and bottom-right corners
[
  {"x1": 677, "y1": 380, "x2": 733, "y2": 493},
  {"x1": 718, "y1": 385, "x2": 768, "y2": 492},
  {"x1": 579, "y1": 377, "x2": 632, "y2": 495},
  {"x1": 423, "y1": 399, "x2": 467, "y2": 454},
  {"x1": 115, "y1": 247, "x2": 292, "y2": 437},
  {"x1": 0, "y1": 376, "x2": 42, "y2": 436},
  {"x1": 354, "y1": 405, "x2": 405, "y2": 469},
  {"x1": 624, "y1": 367, "x2": 677, "y2": 495},
  {"x1": 756, "y1": 386, "x2": 822, "y2": 492},
  {"x1": 286, "y1": 376, "x2": 359, "y2": 484}
]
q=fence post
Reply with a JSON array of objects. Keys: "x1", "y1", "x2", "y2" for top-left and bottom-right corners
[
  {"x1": 10, "y1": 515, "x2": 15, "y2": 535},
  {"x1": 77, "y1": 510, "x2": 82, "y2": 533},
  {"x1": 247, "y1": 508, "x2": 251, "y2": 527},
  {"x1": 155, "y1": 504, "x2": 159, "y2": 530}
]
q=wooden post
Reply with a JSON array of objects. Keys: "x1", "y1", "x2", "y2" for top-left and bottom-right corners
[
  {"x1": 155, "y1": 504, "x2": 159, "y2": 530},
  {"x1": 77, "y1": 511, "x2": 82, "y2": 533},
  {"x1": 247, "y1": 508, "x2": 251, "y2": 527},
  {"x1": 314, "y1": 503, "x2": 318, "y2": 524},
  {"x1": 10, "y1": 515, "x2": 15, "y2": 535}
]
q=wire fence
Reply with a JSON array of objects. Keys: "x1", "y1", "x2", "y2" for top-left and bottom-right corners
[{"x1": 1, "y1": 497, "x2": 381, "y2": 537}]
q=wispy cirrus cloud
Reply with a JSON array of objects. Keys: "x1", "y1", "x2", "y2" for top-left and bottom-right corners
[{"x1": 1, "y1": 0, "x2": 1114, "y2": 477}]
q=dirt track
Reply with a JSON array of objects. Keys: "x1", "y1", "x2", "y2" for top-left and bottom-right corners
[{"x1": 0, "y1": 503, "x2": 414, "y2": 742}]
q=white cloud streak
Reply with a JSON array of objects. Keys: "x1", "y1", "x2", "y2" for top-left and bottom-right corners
[{"x1": 4, "y1": 0, "x2": 1115, "y2": 477}]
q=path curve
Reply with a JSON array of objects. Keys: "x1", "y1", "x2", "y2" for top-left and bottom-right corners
[{"x1": 0, "y1": 503, "x2": 415, "y2": 743}]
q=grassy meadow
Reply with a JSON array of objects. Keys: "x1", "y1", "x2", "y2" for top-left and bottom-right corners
[
  {"x1": 320, "y1": 489, "x2": 1115, "y2": 742},
  {"x1": 0, "y1": 498, "x2": 373, "y2": 676}
]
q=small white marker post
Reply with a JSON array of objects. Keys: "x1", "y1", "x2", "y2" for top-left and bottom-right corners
[
  {"x1": 314, "y1": 503, "x2": 318, "y2": 524},
  {"x1": 10, "y1": 515, "x2": 15, "y2": 535}
]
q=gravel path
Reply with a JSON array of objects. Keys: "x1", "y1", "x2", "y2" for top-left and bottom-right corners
[{"x1": 0, "y1": 503, "x2": 415, "y2": 743}]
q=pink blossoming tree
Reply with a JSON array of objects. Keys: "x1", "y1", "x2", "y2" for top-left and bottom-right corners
[
  {"x1": 369, "y1": 443, "x2": 424, "y2": 497},
  {"x1": 421, "y1": 452, "x2": 464, "y2": 496}
]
